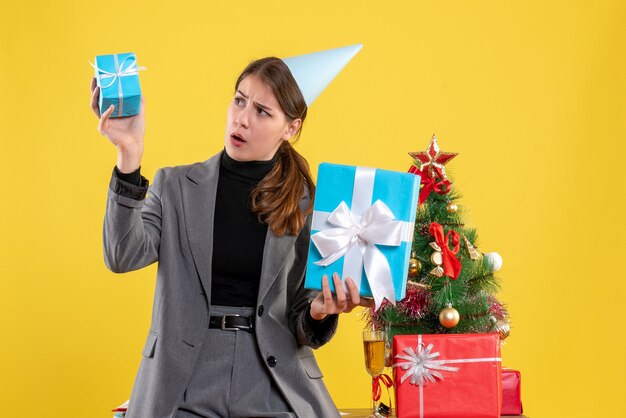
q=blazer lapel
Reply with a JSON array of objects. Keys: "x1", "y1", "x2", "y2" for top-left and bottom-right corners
[
  {"x1": 181, "y1": 152, "x2": 221, "y2": 303},
  {"x1": 257, "y1": 229, "x2": 297, "y2": 305},
  {"x1": 257, "y1": 189, "x2": 311, "y2": 305}
]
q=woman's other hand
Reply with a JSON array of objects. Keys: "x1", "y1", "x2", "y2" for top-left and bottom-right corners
[
  {"x1": 309, "y1": 273, "x2": 375, "y2": 320},
  {"x1": 90, "y1": 77, "x2": 145, "y2": 173}
]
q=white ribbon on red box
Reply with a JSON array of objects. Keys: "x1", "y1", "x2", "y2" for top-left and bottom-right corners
[{"x1": 393, "y1": 335, "x2": 502, "y2": 418}]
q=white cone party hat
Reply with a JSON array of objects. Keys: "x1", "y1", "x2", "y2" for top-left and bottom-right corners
[{"x1": 282, "y1": 44, "x2": 363, "y2": 107}]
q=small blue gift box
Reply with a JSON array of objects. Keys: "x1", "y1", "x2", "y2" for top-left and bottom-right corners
[
  {"x1": 305, "y1": 163, "x2": 421, "y2": 308},
  {"x1": 92, "y1": 52, "x2": 145, "y2": 118}
]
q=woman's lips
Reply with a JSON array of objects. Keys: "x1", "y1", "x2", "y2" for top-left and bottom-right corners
[{"x1": 230, "y1": 133, "x2": 246, "y2": 147}]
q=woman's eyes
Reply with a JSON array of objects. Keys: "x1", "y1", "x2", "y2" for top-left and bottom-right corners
[{"x1": 234, "y1": 97, "x2": 270, "y2": 117}]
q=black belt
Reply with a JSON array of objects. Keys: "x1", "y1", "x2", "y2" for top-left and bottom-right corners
[{"x1": 208, "y1": 314, "x2": 254, "y2": 332}]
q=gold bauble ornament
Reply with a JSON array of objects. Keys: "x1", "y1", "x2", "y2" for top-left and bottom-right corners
[
  {"x1": 439, "y1": 303, "x2": 460, "y2": 328},
  {"x1": 409, "y1": 258, "x2": 421, "y2": 276},
  {"x1": 493, "y1": 319, "x2": 511, "y2": 340},
  {"x1": 446, "y1": 202, "x2": 458, "y2": 213}
]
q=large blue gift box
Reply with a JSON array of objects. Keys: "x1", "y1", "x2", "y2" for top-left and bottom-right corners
[
  {"x1": 305, "y1": 163, "x2": 421, "y2": 308},
  {"x1": 93, "y1": 52, "x2": 144, "y2": 118}
]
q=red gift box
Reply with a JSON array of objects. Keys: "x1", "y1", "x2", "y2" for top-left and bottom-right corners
[
  {"x1": 393, "y1": 333, "x2": 502, "y2": 418},
  {"x1": 501, "y1": 369, "x2": 523, "y2": 415}
]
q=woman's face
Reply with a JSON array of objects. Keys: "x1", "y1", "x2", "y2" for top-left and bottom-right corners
[{"x1": 224, "y1": 74, "x2": 301, "y2": 161}]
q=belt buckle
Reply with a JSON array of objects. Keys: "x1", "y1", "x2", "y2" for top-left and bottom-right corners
[{"x1": 221, "y1": 314, "x2": 242, "y2": 331}]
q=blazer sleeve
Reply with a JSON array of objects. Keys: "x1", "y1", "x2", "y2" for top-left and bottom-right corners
[
  {"x1": 103, "y1": 166, "x2": 164, "y2": 273},
  {"x1": 288, "y1": 213, "x2": 339, "y2": 349}
]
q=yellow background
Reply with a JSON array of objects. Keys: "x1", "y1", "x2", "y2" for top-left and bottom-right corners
[{"x1": 1, "y1": 1, "x2": 625, "y2": 417}]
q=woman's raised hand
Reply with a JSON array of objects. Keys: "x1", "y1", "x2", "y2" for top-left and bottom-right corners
[
  {"x1": 90, "y1": 77, "x2": 145, "y2": 172},
  {"x1": 309, "y1": 273, "x2": 375, "y2": 320}
]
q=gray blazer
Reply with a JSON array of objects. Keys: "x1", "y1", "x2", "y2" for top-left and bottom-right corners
[{"x1": 104, "y1": 151, "x2": 341, "y2": 418}]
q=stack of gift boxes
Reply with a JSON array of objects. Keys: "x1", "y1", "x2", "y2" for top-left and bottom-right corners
[
  {"x1": 305, "y1": 162, "x2": 524, "y2": 417},
  {"x1": 392, "y1": 333, "x2": 523, "y2": 417}
]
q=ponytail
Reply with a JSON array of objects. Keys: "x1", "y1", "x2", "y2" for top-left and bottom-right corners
[
  {"x1": 250, "y1": 141, "x2": 315, "y2": 236},
  {"x1": 237, "y1": 57, "x2": 313, "y2": 235}
]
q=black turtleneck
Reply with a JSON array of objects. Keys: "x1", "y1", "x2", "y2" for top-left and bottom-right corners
[{"x1": 211, "y1": 150, "x2": 277, "y2": 306}]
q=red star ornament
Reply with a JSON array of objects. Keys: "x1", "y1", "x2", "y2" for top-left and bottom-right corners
[{"x1": 408, "y1": 134, "x2": 458, "y2": 180}]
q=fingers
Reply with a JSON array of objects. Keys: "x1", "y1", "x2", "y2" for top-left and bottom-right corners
[
  {"x1": 345, "y1": 277, "x2": 361, "y2": 306},
  {"x1": 321, "y1": 275, "x2": 333, "y2": 308},
  {"x1": 319, "y1": 274, "x2": 372, "y2": 315},
  {"x1": 90, "y1": 83, "x2": 101, "y2": 118},
  {"x1": 90, "y1": 76, "x2": 96, "y2": 94},
  {"x1": 332, "y1": 272, "x2": 347, "y2": 310},
  {"x1": 97, "y1": 104, "x2": 115, "y2": 133}
]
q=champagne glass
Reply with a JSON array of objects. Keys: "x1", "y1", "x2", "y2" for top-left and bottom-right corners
[{"x1": 363, "y1": 329, "x2": 386, "y2": 417}]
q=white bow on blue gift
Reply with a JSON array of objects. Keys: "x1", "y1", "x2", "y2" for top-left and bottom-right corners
[
  {"x1": 311, "y1": 199, "x2": 402, "y2": 309},
  {"x1": 90, "y1": 55, "x2": 146, "y2": 89},
  {"x1": 90, "y1": 54, "x2": 146, "y2": 117}
]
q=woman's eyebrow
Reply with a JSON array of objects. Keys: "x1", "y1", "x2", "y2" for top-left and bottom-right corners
[{"x1": 236, "y1": 89, "x2": 273, "y2": 111}]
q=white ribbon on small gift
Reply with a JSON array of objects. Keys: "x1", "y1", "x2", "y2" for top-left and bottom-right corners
[
  {"x1": 311, "y1": 167, "x2": 414, "y2": 309},
  {"x1": 90, "y1": 54, "x2": 146, "y2": 117},
  {"x1": 392, "y1": 335, "x2": 502, "y2": 418}
]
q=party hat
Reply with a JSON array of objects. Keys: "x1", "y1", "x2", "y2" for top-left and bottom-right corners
[{"x1": 282, "y1": 44, "x2": 363, "y2": 107}]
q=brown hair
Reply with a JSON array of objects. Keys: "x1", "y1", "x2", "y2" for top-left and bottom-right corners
[{"x1": 234, "y1": 57, "x2": 315, "y2": 236}]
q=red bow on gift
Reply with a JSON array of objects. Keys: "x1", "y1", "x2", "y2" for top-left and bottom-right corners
[
  {"x1": 408, "y1": 166, "x2": 451, "y2": 206},
  {"x1": 430, "y1": 222, "x2": 462, "y2": 279},
  {"x1": 372, "y1": 374, "x2": 393, "y2": 401}
]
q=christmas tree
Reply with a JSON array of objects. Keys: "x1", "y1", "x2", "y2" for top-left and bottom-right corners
[{"x1": 368, "y1": 135, "x2": 510, "y2": 344}]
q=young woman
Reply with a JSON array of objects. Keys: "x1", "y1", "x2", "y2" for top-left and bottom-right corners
[{"x1": 90, "y1": 52, "x2": 371, "y2": 418}]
